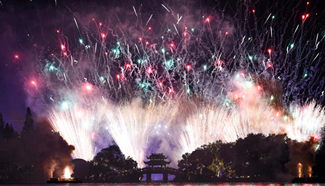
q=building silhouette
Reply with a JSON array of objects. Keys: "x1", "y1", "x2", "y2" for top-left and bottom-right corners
[{"x1": 141, "y1": 153, "x2": 178, "y2": 182}]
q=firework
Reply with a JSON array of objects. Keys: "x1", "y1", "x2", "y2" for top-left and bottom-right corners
[{"x1": 23, "y1": 0, "x2": 325, "y2": 166}]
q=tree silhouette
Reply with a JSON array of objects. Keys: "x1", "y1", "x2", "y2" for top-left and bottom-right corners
[
  {"x1": 177, "y1": 134, "x2": 291, "y2": 182},
  {"x1": 0, "y1": 113, "x2": 17, "y2": 139},
  {"x1": 0, "y1": 114, "x2": 74, "y2": 183},
  {"x1": 177, "y1": 142, "x2": 233, "y2": 182},
  {"x1": 0, "y1": 113, "x2": 4, "y2": 139},
  {"x1": 72, "y1": 159, "x2": 91, "y2": 181},
  {"x1": 88, "y1": 145, "x2": 139, "y2": 182},
  {"x1": 313, "y1": 127, "x2": 325, "y2": 178},
  {"x1": 233, "y1": 134, "x2": 290, "y2": 180},
  {"x1": 0, "y1": 113, "x2": 4, "y2": 129},
  {"x1": 22, "y1": 107, "x2": 34, "y2": 135}
]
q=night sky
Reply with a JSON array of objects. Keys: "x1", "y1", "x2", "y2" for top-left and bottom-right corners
[
  {"x1": 0, "y1": 0, "x2": 225, "y2": 130},
  {"x1": 0, "y1": 0, "x2": 142, "y2": 130}
]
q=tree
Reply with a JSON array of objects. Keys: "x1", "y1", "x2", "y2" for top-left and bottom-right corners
[
  {"x1": 0, "y1": 113, "x2": 17, "y2": 139},
  {"x1": 0, "y1": 118, "x2": 74, "y2": 183},
  {"x1": 0, "y1": 113, "x2": 4, "y2": 129},
  {"x1": 72, "y1": 159, "x2": 91, "y2": 181},
  {"x1": 208, "y1": 156, "x2": 235, "y2": 178},
  {"x1": 88, "y1": 145, "x2": 139, "y2": 182},
  {"x1": 177, "y1": 134, "x2": 291, "y2": 182},
  {"x1": 22, "y1": 107, "x2": 33, "y2": 135},
  {"x1": 233, "y1": 134, "x2": 290, "y2": 181},
  {"x1": 313, "y1": 127, "x2": 325, "y2": 178},
  {"x1": 0, "y1": 113, "x2": 5, "y2": 139},
  {"x1": 285, "y1": 138, "x2": 316, "y2": 179},
  {"x1": 2, "y1": 123, "x2": 17, "y2": 139},
  {"x1": 177, "y1": 143, "x2": 231, "y2": 182}
]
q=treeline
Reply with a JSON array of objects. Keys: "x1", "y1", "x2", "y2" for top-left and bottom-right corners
[
  {"x1": 72, "y1": 145, "x2": 141, "y2": 182},
  {"x1": 176, "y1": 134, "x2": 324, "y2": 182},
  {"x1": 0, "y1": 109, "x2": 74, "y2": 183},
  {"x1": 71, "y1": 133, "x2": 325, "y2": 183},
  {"x1": 1, "y1": 109, "x2": 325, "y2": 183}
]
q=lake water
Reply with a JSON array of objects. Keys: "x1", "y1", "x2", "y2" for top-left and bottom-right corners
[{"x1": 33, "y1": 183, "x2": 323, "y2": 186}]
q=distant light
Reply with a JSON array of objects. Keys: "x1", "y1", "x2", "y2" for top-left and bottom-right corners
[
  {"x1": 147, "y1": 67, "x2": 153, "y2": 74},
  {"x1": 164, "y1": 59, "x2": 174, "y2": 69},
  {"x1": 137, "y1": 58, "x2": 143, "y2": 64},
  {"x1": 169, "y1": 42, "x2": 175, "y2": 48},
  {"x1": 248, "y1": 55, "x2": 253, "y2": 61},
  {"x1": 202, "y1": 64, "x2": 208, "y2": 71},
  {"x1": 85, "y1": 84, "x2": 92, "y2": 91},
  {"x1": 30, "y1": 80, "x2": 37, "y2": 87},
  {"x1": 302, "y1": 13, "x2": 310, "y2": 21},
  {"x1": 204, "y1": 16, "x2": 211, "y2": 23},
  {"x1": 99, "y1": 76, "x2": 105, "y2": 82},
  {"x1": 267, "y1": 62, "x2": 273, "y2": 68},
  {"x1": 275, "y1": 111, "x2": 280, "y2": 117},
  {"x1": 215, "y1": 59, "x2": 223, "y2": 66},
  {"x1": 60, "y1": 100, "x2": 70, "y2": 111},
  {"x1": 48, "y1": 65, "x2": 55, "y2": 71},
  {"x1": 101, "y1": 33, "x2": 107, "y2": 39},
  {"x1": 158, "y1": 81, "x2": 163, "y2": 88},
  {"x1": 283, "y1": 115, "x2": 288, "y2": 121},
  {"x1": 82, "y1": 82, "x2": 93, "y2": 92},
  {"x1": 270, "y1": 95, "x2": 274, "y2": 101},
  {"x1": 185, "y1": 64, "x2": 192, "y2": 71},
  {"x1": 14, "y1": 54, "x2": 20, "y2": 60},
  {"x1": 60, "y1": 44, "x2": 66, "y2": 51},
  {"x1": 257, "y1": 85, "x2": 263, "y2": 91},
  {"x1": 116, "y1": 73, "x2": 121, "y2": 80},
  {"x1": 124, "y1": 63, "x2": 132, "y2": 70}
]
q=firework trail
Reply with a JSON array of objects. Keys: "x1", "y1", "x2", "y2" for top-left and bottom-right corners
[
  {"x1": 48, "y1": 89, "x2": 105, "y2": 161},
  {"x1": 22, "y1": 0, "x2": 325, "y2": 165},
  {"x1": 173, "y1": 75, "x2": 325, "y2": 159}
]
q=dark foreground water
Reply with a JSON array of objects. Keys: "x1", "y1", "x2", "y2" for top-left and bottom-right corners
[{"x1": 20, "y1": 183, "x2": 323, "y2": 186}]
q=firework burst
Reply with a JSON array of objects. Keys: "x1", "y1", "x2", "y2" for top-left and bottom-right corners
[{"x1": 22, "y1": 0, "x2": 325, "y2": 165}]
